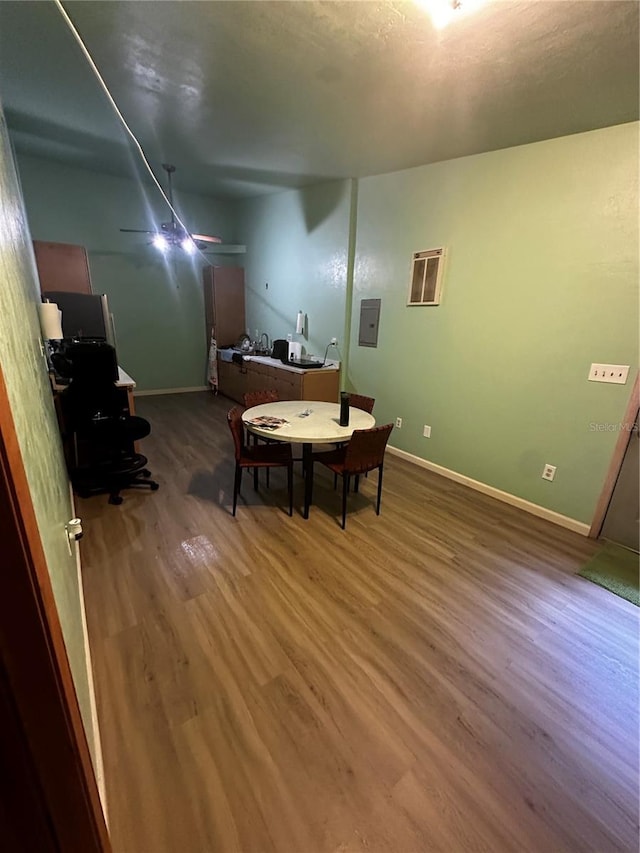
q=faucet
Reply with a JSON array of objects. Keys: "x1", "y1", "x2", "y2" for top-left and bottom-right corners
[{"x1": 260, "y1": 332, "x2": 270, "y2": 354}]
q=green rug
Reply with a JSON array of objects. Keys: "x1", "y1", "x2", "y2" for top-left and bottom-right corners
[{"x1": 578, "y1": 542, "x2": 639, "y2": 606}]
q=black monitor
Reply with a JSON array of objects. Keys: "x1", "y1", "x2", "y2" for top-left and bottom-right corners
[{"x1": 42, "y1": 291, "x2": 111, "y2": 342}]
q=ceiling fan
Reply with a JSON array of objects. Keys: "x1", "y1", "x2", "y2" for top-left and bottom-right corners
[{"x1": 120, "y1": 163, "x2": 245, "y2": 255}]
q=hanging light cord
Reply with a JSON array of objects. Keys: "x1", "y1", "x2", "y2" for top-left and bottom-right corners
[{"x1": 52, "y1": 0, "x2": 214, "y2": 266}]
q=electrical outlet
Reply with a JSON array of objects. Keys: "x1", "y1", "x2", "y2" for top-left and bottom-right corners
[
  {"x1": 423, "y1": 425, "x2": 431, "y2": 438},
  {"x1": 588, "y1": 363, "x2": 629, "y2": 384},
  {"x1": 542, "y1": 464, "x2": 556, "y2": 482},
  {"x1": 330, "y1": 337, "x2": 338, "y2": 345},
  {"x1": 395, "y1": 417, "x2": 402, "y2": 429},
  {"x1": 286, "y1": 333, "x2": 292, "y2": 342}
]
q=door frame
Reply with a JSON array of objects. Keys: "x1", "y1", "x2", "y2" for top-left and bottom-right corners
[
  {"x1": 0, "y1": 365, "x2": 110, "y2": 850},
  {"x1": 589, "y1": 370, "x2": 640, "y2": 539}
]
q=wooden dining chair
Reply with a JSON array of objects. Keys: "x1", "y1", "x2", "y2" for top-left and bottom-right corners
[
  {"x1": 243, "y1": 389, "x2": 280, "y2": 409},
  {"x1": 307, "y1": 422, "x2": 394, "y2": 529},
  {"x1": 348, "y1": 393, "x2": 375, "y2": 415},
  {"x1": 227, "y1": 407, "x2": 293, "y2": 517},
  {"x1": 243, "y1": 389, "x2": 280, "y2": 443},
  {"x1": 243, "y1": 389, "x2": 282, "y2": 485},
  {"x1": 330, "y1": 392, "x2": 376, "y2": 485}
]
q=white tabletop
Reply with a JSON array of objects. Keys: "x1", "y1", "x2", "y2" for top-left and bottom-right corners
[
  {"x1": 242, "y1": 400, "x2": 375, "y2": 444},
  {"x1": 117, "y1": 367, "x2": 136, "y2": 388},
  {"x1": 51, "y1": 364, "x2": 135, "y2": 391}
]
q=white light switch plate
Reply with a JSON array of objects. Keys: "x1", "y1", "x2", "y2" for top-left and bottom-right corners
[{"x1": 588, "y1": 364, "x2": 630, "y2": 384}]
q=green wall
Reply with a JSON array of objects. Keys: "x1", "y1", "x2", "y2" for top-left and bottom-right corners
[
  {"x1": 13, "y1": 124, "x2": 637, "y2": 527},
  {"x1": 349, "y1": 123, "x2": 638, "y2": 524},
  {"x1": 237, "y1": 124, "x2": 637, "y2": 525},
  {"x1": 0, "y1": 107, "x2": 97, "y2": 762},
  {"x1": 234, "y1": 180, "x2": 352, "y2": 359},
  {"x1": 16, "y1": 153, "x2": 238, "y2": 391}
]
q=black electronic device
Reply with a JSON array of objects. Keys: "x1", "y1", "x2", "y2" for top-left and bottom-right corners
[
  {"x1": 339, "y1": 392, "x2": 350, "y2": 426},
  {"x1": 272, "y1": 338, "x2": 325, "y2": 369},
  {"x1": 52, "y1": 340, "x2": 118, "y2": 382},
  {"x1": 43, "y1": 291, "x2": 112, "y2": 343},
  {"x1": 272, "y1": 339, "x2": 288, "y2": 361},
  {"x1": 284, "y1": 357, "x2": 325, "y2": 369}
]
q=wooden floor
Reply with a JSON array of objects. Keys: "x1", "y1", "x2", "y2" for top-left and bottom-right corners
[{"x1": 79, "y1": 392, "x2": 639, "y2": 853}]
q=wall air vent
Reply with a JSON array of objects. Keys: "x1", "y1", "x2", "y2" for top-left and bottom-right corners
[{"x1": 407, "y1": 247, "x2": 445, "y2": 306}]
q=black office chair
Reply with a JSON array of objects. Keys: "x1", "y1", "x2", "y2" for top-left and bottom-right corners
[{"x1": 59, "y1": 342, "x2": 159, "y2": 505}]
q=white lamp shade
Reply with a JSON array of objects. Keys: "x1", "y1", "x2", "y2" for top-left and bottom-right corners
[{"x1": 39, "y1": 302, "x2": 64, "y2": 340}]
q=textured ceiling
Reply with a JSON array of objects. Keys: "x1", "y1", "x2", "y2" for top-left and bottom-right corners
[{"x1": 0, "y1": 0, "x2": 637, "y2": 198}]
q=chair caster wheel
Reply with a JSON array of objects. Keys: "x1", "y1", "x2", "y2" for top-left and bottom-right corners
[
  {"x1": 150, "y1": 482, "x2": 159, "y2": 491},
  {"x1": 109, "y1": 495, "x2": 123, "y2": 505}
]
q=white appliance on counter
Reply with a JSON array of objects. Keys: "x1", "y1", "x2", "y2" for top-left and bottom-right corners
[{"x1": 288, "y1": 341, "x2": 302, "y2": 361}]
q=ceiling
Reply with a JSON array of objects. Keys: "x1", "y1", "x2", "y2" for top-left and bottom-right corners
[{"x1": 0, "y1": 0, "x2": 637, "y2": 199}]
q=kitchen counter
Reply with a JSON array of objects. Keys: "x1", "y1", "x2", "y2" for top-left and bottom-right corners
[
  {"x1": 216, "y1": 352, "x2": 340, "y2": 404},
  {"x1": 243, "y1": 355, "x2": 340, "y2": 374}
]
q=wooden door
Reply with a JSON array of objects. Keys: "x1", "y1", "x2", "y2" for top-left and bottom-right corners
[
  {"x1": 590, "y1": 371, "x2": 640, "y2": 541},
  {"x1": 203, "y1": 266, "x2": 246, "y2": 347},
  {"x1": 33, "y1": 241, "x2": 92, "y2": 295},
  {"x1": 600, "y1": 413, "x2": 639, "y2": 551},
  {"x1": 0, "y1": 365, "x2": 110, "y2": 851}
]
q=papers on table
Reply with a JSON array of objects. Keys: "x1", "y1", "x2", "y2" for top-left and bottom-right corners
[{"x1": 246, "y1": 416, "x2": 289, "y2": 431}]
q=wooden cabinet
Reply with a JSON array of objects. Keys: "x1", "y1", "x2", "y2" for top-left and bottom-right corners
[
  {"x1": 217, "y1": 358, "x2": 339, "y2": 404},
  {"x1": 298, "y1": 369, "x2": 341, "y2": 403},
  {"x1": 203, "y1": 266, "x2": 246, "y2": 347},
  {"x1": 216, "y1": 361, "x2": 247, "y2": 405},
  {"x1": 33, "y1": 241, "x2": 92, "y2": 295}
]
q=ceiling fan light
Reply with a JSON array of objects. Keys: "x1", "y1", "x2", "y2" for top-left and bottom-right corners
[
  {"x1": 416, "y1": 0, "x2": 485, "y2": 29},
  {"x1": 181, "y1": 236, "x2": 197, "y2": 254},
  {"x1": 152, "y1": 234, "x2": 169, "y2": 251}
]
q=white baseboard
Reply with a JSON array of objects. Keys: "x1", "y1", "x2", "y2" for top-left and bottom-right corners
[
  {"x1": 134, "y1": 385, "x2": 209, "y2": 397},
  {"x1": 70, "y1": 487, "x2": 108, "y2": 824},
  {"x1": 387, "y1": 445, "x2": 590, "y2": 536}
]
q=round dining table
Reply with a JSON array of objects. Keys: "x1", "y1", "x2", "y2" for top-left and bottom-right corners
[{"x1": 242, "y1": 400, "x2": 375, "y2": 518}]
